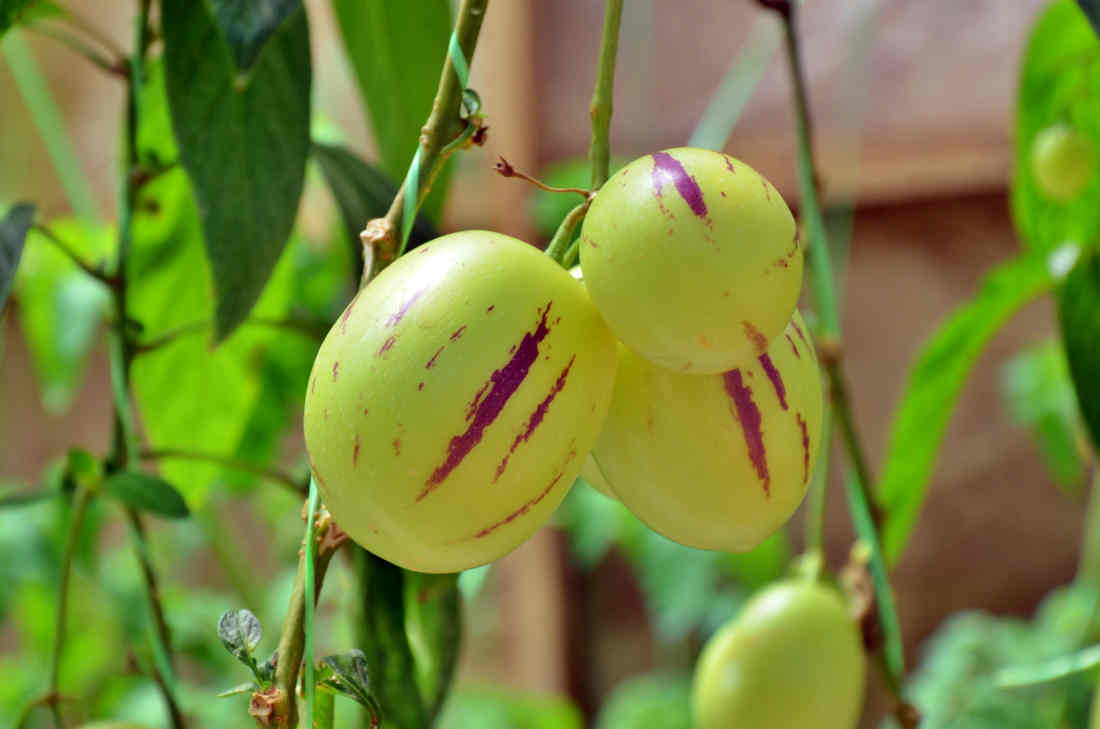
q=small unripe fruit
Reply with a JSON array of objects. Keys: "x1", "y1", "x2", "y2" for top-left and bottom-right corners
[
  {"x1": 1032, "y1": 124, "x2": 1095, "y2": 201},
  {"x1": 579, "y1": 148, "x2": 801, "y2": 374},
  {"x1": 591, "y1": 310, "x2": 823, "y2": 552},
  {"x1": 692, "y1": 580, "x2": 865, "y2": 729},
  {"x1": 304, "y1": 231, "x2": 618, "y2": 573}
]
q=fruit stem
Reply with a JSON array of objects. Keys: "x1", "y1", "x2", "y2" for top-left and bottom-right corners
[
  {"x1": 360, "y1": 0, "x2": 490, "y2": 279},
  {"x1": 140, "y1": 448, "x2": 308, "y2": 495},
  {"x1": 588, "y1": 0, "x2": 623, "y2": 190},
  {"x1": 545, "y1": 200, "x2": 590, "y2": 266}
]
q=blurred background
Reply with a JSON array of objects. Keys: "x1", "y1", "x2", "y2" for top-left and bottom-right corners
[{"x1": 1, "y1": 1, "x2": 1087, "y2": 727}]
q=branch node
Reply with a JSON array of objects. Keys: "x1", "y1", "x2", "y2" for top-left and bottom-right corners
[{"x1": 361, "y1": 217, "x2": 396, "y2": 264}]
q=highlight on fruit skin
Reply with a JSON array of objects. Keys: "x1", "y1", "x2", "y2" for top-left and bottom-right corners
[
  {"x1": 1031, "y1": 123, "x2": 1095, "y2": 202},
  {"x1": 591, "y1": 309, "x2": 823, "y2": 552},
  {"x1": 692, "y1": 580, "x2": 865, "y2": 729},
  {"x1": 303, "y1": 231, "x2": 618, "y2": 573},
  {"x1": 579, "y1": 147, "x2": 801, "y2": 374}
]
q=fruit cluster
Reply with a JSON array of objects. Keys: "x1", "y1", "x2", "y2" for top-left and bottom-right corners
[{"x1": 303, "y1": 147, "x2": 824, "y2": 573}]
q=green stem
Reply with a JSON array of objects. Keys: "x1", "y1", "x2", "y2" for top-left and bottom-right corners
[
  {"x1": 364, "y1": 0, "x2": 490, "y2": 272},
  {"x1": 588, "y1": 0, "x2": 623, "y2": 189},
  {"x1": 544, "y1": 202, "x2": 589, "y2": 266},
  {"x1": 46, "y1": 480, "x2": 93, "y2": 729},
  {"x1": 2, "y1": 30, "x2": 101, "y2": 223},
  {"x1": 1078, "y1": 469, "x2": 1100, "y2": 586},
  {"x1": 271, "y1": 519, "x2": 340, "y2": 729}
]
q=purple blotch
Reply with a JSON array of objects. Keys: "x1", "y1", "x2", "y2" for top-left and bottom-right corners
[
  {"x1": 791, "y1": 320, "x2": 809, "y2": 346},
  {"x1": 419, "y1": 303, "x2": 556, "y2": 500},
  {"x1": 797, "y1": 412, "x2": 810, "y2": 484},
  {"x1": 786, "y1": 334, "x2": 800, "y2": 359},
  {"x1": 377, "y1": 336, "x2": 396, "y2": 356},
  {"x1": 332, "y1": 361, "x2": 340, "y2": 381},
  {"x1": 426, "y1": 346, "x2": 444, "y2": 369},
  {"x1": 353, "y1": 433, "x2": 360, "y2": 466},
  {"x1": 494, "y1": 356, "x2": 576, "y2": 481},
  {"x1": 723, "y1": 369, "x2": 770, "y2": 497},
  {"x1": 758, "y1": 354, "x2": 788, "y2": 410},
  {"x1": 450, "y1": 325, "x2": 467, "y2": 342},
  {"x1": 385, "y1": 288, "x2": 427, "y2": 328},
  {"x1": 340, "y1": 291, "x2": 361, "y2": 334},
  {"x1": 651, "y1": 151, "x2": 708, "y2": 219},
  {"x1": 473, "y1": 472, "x2": 564, "y2": 538}
]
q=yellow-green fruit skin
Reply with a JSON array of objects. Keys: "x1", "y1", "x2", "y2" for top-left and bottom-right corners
[
  {"x1": 692, "y1": 581, "x2": 865, "y2": 729},
  {"x1": 579, "y1": 147, "x2": 801, "y2": 374},
  {"x1": 592, "y1": 310, "x2": 822, "y2": 551},
  {"x1": 579, "y1": 453, "x2": 618, "y2": 500},
  {"x1": 1032, "y1": 124, "x2": 1094, "y2": 202},
  {"x1": 304, "y1": 231, "x2": 618, "y2": 573}
]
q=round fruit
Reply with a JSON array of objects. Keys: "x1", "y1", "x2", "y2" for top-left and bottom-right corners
[
  {"x1": 692, "y1": 580, "x2": 865, "y2": 729},
  {"x1": 579, "y1": 453, "x2": 618, "y2": 500},
  {"x1": 591, "y1": 310, "x2": 823, "y2": 552},
  {"x1": 304, "y1": 231, "x2": 618, "y2": 573},
  {"x1": 579, "y1": 147, "x2": 801, "y2": 374},
  {"x1": 1032, "y1": 123, "x2": 1094, "y2": 201}
]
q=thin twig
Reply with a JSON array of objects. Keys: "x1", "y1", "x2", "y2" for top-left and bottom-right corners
[
  {"x1": 361, "y1": 0, "x2": 490, "y2": 274},
  {"x1": 544, "y1": 201, "x2": 590, "y2": 266},
  {"x1": 141, "y1": 448, "x2": 307, "y2": 496},
  {"x1": 26, "y1": 22, "x2": 129, "y2": 79},
  {"x1": 494, "y1": 156, "x2": 591, "y2": 198},
  {"x1": 588, "y1": 0, "x2": 623, "y2": 189},
  {"x1": 31, "y1": 223, "x2": 119, "y2": 287}
]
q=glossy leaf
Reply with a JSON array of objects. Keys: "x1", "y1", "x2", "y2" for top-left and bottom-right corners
[
  {"x1": 1012, "y1": 1, "x2": 1100, "y2": 254},
  {"x1": 102, "y1": 471, "x2": 190, "y2": 519},
  {"x1": 1059, "y1": 252, "x2": 1100, "y2": 451},
  {"x1": 317, "y1": 649, "x2": 382, "y2": 722},
  {"x1": 312, "y1": 141, "x2": 437, "y2": 272},
  {"x1": 14, "y1": 219, "x2": 112, "y2": 412},
  {"x1": 330, "y1": 0, "x2": 452, "y2": 221},
  {"x1": 0, "y1": 202, "x2": 33, "y2": 310},
  {"x1": 161, "y1": 0, "x2": 311, "y2": 340},
  {"x1": 209, "y1": 0, "x2": 301, "y2": 70},
  {"x1": 878, "y1": 252, "x2": 1058, "y2": 564}
]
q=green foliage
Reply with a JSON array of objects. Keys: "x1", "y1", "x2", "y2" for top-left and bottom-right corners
[
  {"x1": 878, "y1": 252, "x2": 1057, "y2": 564},
  {"x1": 0, "y1": 202, "x2": 33, "y2": 309},
  {"x1": 1013, "y1": 1, "x2": 1100, "y2": 254},
  {"x1": 1059, "y1": 252, "x2": 1100, "y2": 452},
  {"x1": 317, "y1": 649, "x2": 383, "y2": 723},
  {"x1": 330, "y1": 0, "x2": 453, "y2": 222},
  {"x1": 595, "y1": 673, "x2": 692, "y2": 729},
  {"x1": 1002, "y1": 341, "x2": 1087, "y2": 488},
  {"x1": 0, "y1": 0, "x2": 57, "y2": 37},
  {"x1": 437, "y1": 687, "x2": 584, "y2": 729},
  {"x1": 101, "y1": 471, "x2": 190, "y2": 519},
  {"x1": 209, "y1": 0, "x2": 302, "y2": 70},
  {"x1": 889, "y1": 584, "x2": 1099, "y2": 729},
  {"x1": 161, "y1": 0, "x2": 311, "y2": 340},
  {"x1": 14, "y1": 218, "x2": 113, "y2": 412}
]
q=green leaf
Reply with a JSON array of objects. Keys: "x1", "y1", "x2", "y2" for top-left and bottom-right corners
[
  {"x1": 330, "y1": 0, "x2": 452, "y2": 222},
  {"x1": 404, "y1": 572, "x2": 461, "y2": 721},
  {"x1": 997, "y1": 643, "x2": 1100, "y2": 688},
  {"x1": 879, "y1": 252, "x2": 1058, "y2": 564},
  {"x1": 216, "y1": 681, "x2": 257, "y2": 698},
  {"x1": 217, "y1": 608, "x2": 262, "y2": 670},
  {"x1": 161, "y1": 0, "x2": 311, "y2": 340},
  {"x1": 595, "y1": 672, "x2": 692, "y2": 729},
  {"x1": 437, "y1": 687, "x2": 583, "y2": 729},
  {"x1": 1059, "y1": 252, "x2": 1100, "y2": 451},
  {"x1": 14, "y1": 219, "x2": 113, "y2": 412},
  {"x1": 129, "y1": 60, "x2": 320, "y2": 507},
  {"x1": 352, "y1": 548, "x2": 428, "y2": 729},
  {"x1": 0, "y1": 0, "x2": 58, "y2": 36},
  {"x1": 1077, "y1": 0, "x2": 1100, "y2": 37},
  {"x1": 102, "y1": 471, "x2": 190, "y2": 519},
  {"x1": 0, "y1": 202, "x2": 33, "y2": 309},
  {"x1": 317, "y1": 649, "x2": 382, "y2": 722},
  {"x1": 312, "y1": 141, "x2": 437, "y2": 273},
  {"x1": 209, "y1": 0, "x2": 301, "y2": 70},
  {"x1": 1001, "y1": 342, "x2": 1086, "y2": 488},
  {"x1": 1012, "y1": 0, "x2": 1100, "y2": 254}
]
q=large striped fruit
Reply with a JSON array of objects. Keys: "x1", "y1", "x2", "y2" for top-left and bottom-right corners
[
  {"x1": 692, "y1": 580, "x2": 865, "y2": 729},
  {"x1": 304, "y1": 231, "x2": 618, "y2": 573},
  {"x1": 579, "y1": 147, "x2": 801, "y2": 374},
  {"x1": 590, "y1": 310, "x2": 823, "y2": 552}
]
